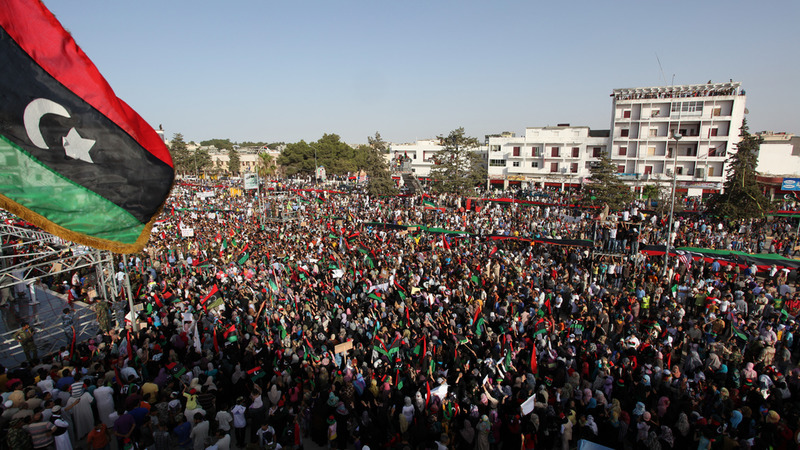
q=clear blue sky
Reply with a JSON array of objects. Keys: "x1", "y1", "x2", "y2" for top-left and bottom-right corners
[{"x1": 43, "y1": 0, "x2": 800, "y2": 146}]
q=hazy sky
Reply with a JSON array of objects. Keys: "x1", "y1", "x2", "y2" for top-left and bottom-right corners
[{"x1": 43, "y1": 0, "x2": 800, "y2": 146}]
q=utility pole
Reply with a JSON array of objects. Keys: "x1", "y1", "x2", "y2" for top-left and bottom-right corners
[{"x1": 663, "y1": 133, "x2": 682, "y2": 277}]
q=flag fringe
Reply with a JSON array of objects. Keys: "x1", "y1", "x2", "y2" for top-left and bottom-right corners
[{"x1": 0, "y1": 181, "x2": 173, "y2": 254}]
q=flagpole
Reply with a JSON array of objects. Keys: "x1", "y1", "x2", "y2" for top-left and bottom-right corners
[
  {"x1": 122, "y1": 254, "x2": 138, "y2": 331},
  {"x1": 662, "y1": 133, "x2": 682, "y2": 278},
  {"x1": 256, "y1": 173, "x2": 264, "y2": 229}
]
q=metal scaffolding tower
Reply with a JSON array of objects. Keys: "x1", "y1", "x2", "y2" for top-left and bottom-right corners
[{"x1": 0, "y1": 223, "x2": 118, "y2": 367}]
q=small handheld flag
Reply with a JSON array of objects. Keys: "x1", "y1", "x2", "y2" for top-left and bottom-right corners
[{"x1": 0, "y1": 0, "x2": 174, "y2": 253}]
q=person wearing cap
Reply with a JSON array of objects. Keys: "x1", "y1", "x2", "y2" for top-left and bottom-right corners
[{"x1": 326, "y1": 415, "x2": 337, "y2": 449}]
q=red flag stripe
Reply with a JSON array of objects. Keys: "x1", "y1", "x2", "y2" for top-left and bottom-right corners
[{"x1": 0, "y1": 0, "x2": 172, "y2": 167}]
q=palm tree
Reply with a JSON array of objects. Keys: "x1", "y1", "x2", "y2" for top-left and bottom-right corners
[{"x1": 257, "y1": 152, "x2": 277, "y2": 180}]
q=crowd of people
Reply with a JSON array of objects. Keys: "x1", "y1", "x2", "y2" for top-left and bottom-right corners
[{"x1": 2, "y1": 182, "x2": 800, "y2": 450}]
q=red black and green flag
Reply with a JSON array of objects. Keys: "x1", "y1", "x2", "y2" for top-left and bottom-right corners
[
  {"x1": 200, "y1": 284, "x2": 222, "y2": 312},
  {"x1": 247, "y1": 366, "x2": 265, "y2": 382},
  {"x1": 0, "y1": 0, "x2": 174, "y2": 253}
]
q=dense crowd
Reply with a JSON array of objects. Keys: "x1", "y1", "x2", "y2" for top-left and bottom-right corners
[{"x1": 2, "y1": 184, "x2": 800, "y2": 450}]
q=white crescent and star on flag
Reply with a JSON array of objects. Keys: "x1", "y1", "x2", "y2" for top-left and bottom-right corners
[{"x1": 23, "y1": 98, "x2": 95, "y2": 164}]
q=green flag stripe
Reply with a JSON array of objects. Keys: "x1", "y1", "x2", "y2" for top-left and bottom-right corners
[{"x1": 0, "y1": 137, "x2": 144, "y2": 243}]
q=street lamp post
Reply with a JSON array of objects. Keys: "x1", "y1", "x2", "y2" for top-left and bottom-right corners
[{"x1": 663, "y1": 133, "x2": 682, "y2": 277}]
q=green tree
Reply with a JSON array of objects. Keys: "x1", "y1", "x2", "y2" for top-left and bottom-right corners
[
  {"x1": 278, "y1": 135, "x2": 359, "y2": 179},
  {"x1": 429, "y1": 127, "x2": 485, "y2": 194},
  {"x1": 367, "y1": 174, "x2": 398, "y2": 197},
  {"x1": 585, "y1": 152, "x2": 633, "y2": 210},
  {"x1": 200, "y1": 138, "x2": 234, "y2": 151},
  {"x1": 190, "y1": 148, "x2": 212, "y2": 174},
  {"x1": 353, "y1": 144, "x2": 387, "y2": 178},
  {"x1": 257, "y1": 152, "x2": 277, "y2": 179},
  {"x1": 641, "y1": 184, "x2": 660, "y2": 201},
  {"x1": 240, "y1": 141, "x2": 269, "y2": 148},
  {"x1": 228, "y1": 148, "x2": 241, "y2": 175},
  {"x1": 277, "y1": 140, "x2": 315, "y2": 177},
  {"x1": 356, "y1": 133, "x2": 397, "y2": 197},
  {"x1": 367, "y1": 132, "x2": 388, "y2": 154},
  {"x1": 706, "y1": 120, "x2": 772, "y2": 220},
  {"x1": 312, "y1": 133, "x2": 356, "y2": 176},
  {"x1": 168, "y1": 133, "x2": 192, "y2": 174}
]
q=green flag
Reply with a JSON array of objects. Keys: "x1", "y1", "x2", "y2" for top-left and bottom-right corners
[
  {"x1": 475, "y1": 317, "x2": 486, "y2": 338},
  {"x1": 237, "y1": 252, "x2": 250, "y2": 265}
]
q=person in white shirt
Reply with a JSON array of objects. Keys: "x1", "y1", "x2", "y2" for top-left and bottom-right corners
[
  {"x1": 206, "y1": 429, "x2": 231, "y2": 450},
  {"x1": 190, "y1": 412, "x2": 210, "y2": 450},
  {"x1": 231, "y1": 397, "x2": 247, "y2": 448},
  {"x1": 215, "y1": 407, "x2": 232, "y2": 433}
]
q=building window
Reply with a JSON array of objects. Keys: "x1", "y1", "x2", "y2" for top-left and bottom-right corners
[
  {"x1": 617, "y1": 165, "x2": 625, "y2": 173},
  {"x1": 623, "y1": 110, "x2": 631, "y2": 118},
  {"x1": 644, "y1": 165, "x2": 653, "y2": 175},
  {"x1": 619, "y1": 146, "x2": 627, "y2": 156},
  {"x1": 592, "y1": 147, "x2": 602, "y2": 157},
  {"x1": 531, "y1": 147, "x2": 540, "y2": 157},
  {"x1": 489, "y1": 159, "x2": 506, "y2": 167},
  {"x1": 572, "y1": 147, "x2": 579, "y2": 157},
  {"x1": 649, "y1": 128, "x2": 658, "y2": 137},
  {"x1": 648, "y1": 146, "x2": 656, "y2": 156},
  {"x1": 531, "y1": 161, "x2": 539, "y2": 168},
  {"x1": 512, "y1": 161, "x2": 520, "y2": 167},
  {"x1": 709, "y1": 128, "x2": 718, "y2": 137},
  {"x1": 512, "y1": 146, "x2": 520, "y2": 157},
  {"x1": 676, "y1": 166, "x2": 684, "y2": 175},
  {"x1": 490, "y1": 145, "x2": 501, "y2": 152},
  {"x1": 551, "y1": 147, "x2": 560, "y2": 157},
  {"x1": 712, "y1": 107, "x2": 721, "y2": 117},
  {"x1": 570, "y1": 163, "x2": 578, "y2": 173},
  {"x1": 708, "y1": 166, "x2": 715, "y2": 177},
  {"x1": 550, "y1": 163, "x2": 559, "y2": 173},
  {"x1": 620, "y1": 129, "x2": 629, "y2": 137},
  {"x1": 671, "y1": 101, "x2": 703, "y2": 116}
]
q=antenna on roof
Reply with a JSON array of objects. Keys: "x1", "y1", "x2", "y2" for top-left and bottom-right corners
[{"x1": 656, "y1": 53, "x2": 666, "y2": 86}]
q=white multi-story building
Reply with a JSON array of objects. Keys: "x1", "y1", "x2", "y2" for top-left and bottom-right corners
[
  {"x1": 754, "y1": 131, "x2": 800, "y2": 200},
  {"x1": 389, "y1": 139, "x2": 487, "y2": 181},
  {"x1": 389, "y1": 139, "x2": 443, "y2": 179},
  {"x1": 609, "y1": 81, "x2": 746, "y2": 196},
  {"x1": 485, "y1": 126, "x2": 609, "y2": 190}
]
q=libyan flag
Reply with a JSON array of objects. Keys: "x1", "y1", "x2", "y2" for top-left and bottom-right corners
[
  {"x1": 0, "y1": 0, "x2": 174, "y2": 253},
  {"x1": 237, "y1": 252, "x2": 250, "y2": 265},
  {"x1": 200, "y1": 284, "x2": 223, "y2": 311},
  {"x1": 247, "y1": 366, "x2": 265, "y2": 382}
]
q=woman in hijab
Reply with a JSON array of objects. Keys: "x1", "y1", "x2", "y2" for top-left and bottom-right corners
[
  {"x1": 674, "y1": 412, "x2": 691, "y2": 447},
  {"x1": 659, "y1": 425, "x2": 674, "y2": 450},
  {"x1": 458, "y1": 418, "x2": 475, "y2": 449},
  {"x1": 656, "y1": 396, "x2": 670, "y2": 418},
  {"x1": 475, "y1": 415, "x2": 491, "y2": 450}
]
